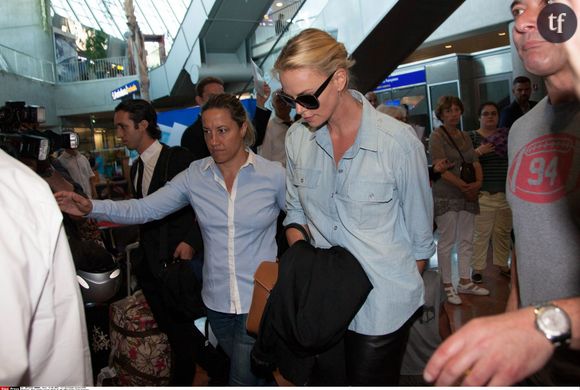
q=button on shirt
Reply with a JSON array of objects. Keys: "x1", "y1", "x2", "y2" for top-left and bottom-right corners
[
  {"x1": 91, "y1": 151, "x2": 286, "y2": 314},
  {"x1": 284, "y1": 90, "x2": 435, "y2": 335},
  {"x1": 133, "y1": 140, "x2": 163, "y2": 196}
]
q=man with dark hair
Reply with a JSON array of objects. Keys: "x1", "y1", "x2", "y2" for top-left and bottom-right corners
[
  {"x1": 180, "y1": 76, "x2": 271, "y2": 159},
  {"x1": 114, "y1": 99, "x2": 203, "y2": 385},
  {"x1": 499, "y1": 75, "x2": 537, "y2": 128}
]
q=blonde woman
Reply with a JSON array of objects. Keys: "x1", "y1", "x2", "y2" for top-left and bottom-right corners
[{"x1": 274, "y1": 28, "x2": 435, "y2": 385}]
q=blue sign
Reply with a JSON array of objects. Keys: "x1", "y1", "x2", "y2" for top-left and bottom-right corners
[
  {"x1": 375, "y1": 69, "x2": 426, "y2": 92},
  {"x1": 156, "y1": 98, "x2": 260, "y2": 147},
  {"x1": 111, "y1": 80, "x2": 140, "y2": 100}
]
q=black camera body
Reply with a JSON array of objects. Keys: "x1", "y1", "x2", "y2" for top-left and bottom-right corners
[
  {"x1": 0, "y1": 101, "x2": 46, "y2": 132},
  {"x1": 0, "y1": 101, "x2": 79, "y2": 172}
]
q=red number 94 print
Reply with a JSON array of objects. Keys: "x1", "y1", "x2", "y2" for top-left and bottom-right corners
[{"x1": 508, "y1": 133, "x2": 580, "y2": 203}]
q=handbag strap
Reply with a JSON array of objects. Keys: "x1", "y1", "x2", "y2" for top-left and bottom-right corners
[{"x1": 440, "y1": 125, "x2": 467, "y2": 163}]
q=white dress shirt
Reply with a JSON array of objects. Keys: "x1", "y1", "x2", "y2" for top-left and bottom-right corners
[
  {"x1": 91, "y1": 151, "x2": 286, "y2": 314},
  {"x1": 0, "y1": 149, "x2": 93, "y2": 385},
  {"x1": 134, "y1": 140, "x2": 162, "y2": 196}
]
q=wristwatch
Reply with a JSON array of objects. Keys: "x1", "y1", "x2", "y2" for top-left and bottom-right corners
[{"x1": 534, "y1": 303, "x2": 572, "y2": 347}]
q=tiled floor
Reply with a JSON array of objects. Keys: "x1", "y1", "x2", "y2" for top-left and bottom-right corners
[{"x1": 431, "y1": 240, "x2": 512, "y2": 333}]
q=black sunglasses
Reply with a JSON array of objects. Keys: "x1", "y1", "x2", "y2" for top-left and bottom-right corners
[{"x1": 278, "y1": 70, "x2": 336, "y2": 110}]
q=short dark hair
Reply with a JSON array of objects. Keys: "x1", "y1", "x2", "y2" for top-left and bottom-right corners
[
  {"x1": 513, "y1": 76, "x2": 531, "y2": 85},
  {"x1": 196, "y1": 76, "x2": 224, "y2": 98},
  {"x1": 114, "y1": 99, "x2": 161, "y2": 140},
  {"x1": 434, "y1": 96, "x2": 464, "y2": 121},
  {"x1": 477, "y1": 101, "x2": 500, "y2": 116},
  {"x1": 201, "y1": 93, "x2": 255, "y2": 147}
]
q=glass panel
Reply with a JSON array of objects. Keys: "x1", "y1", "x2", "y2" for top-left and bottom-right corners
[
  {"x1": 103, "y1": 0, "x2": 130, "y2": 39},
  {"x1": 91, "y1": 1, "x2": 123, "y2": 38},
  {"x1": 50, "y1": 0, "x2": 190, "y2": 52},
  {"x1": 51, "y1": 0, "x2": 76, "y2": 20},
  {"x1": 478, "y1": 79, "x2": 511, "y2": 110},
  {"x1": 377, "y1": 84, "x2": 430, "y2": 140},
  {"x1": 67, "y1": 0, "x2": 101, "y2": 30},
  {"x1": 429, "y1": 81, "x2": 461, "y2": 132},
  {"x1": 132, "y1": 2, "x2": 155, "y2": 35}
]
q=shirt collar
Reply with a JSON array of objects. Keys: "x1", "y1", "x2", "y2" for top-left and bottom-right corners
[
  {"x1": 139, "y1": 140, "x2": 162, "y2": 165},
  {"x1": 201, "y1": 148, "x2": 256, "y2": 172},
  {"x1": 353, "y1": 90, "x2": 379, "y2": 152},
  {"x1": 312, "y1": 90, "x2": 379, "y2": 156}
]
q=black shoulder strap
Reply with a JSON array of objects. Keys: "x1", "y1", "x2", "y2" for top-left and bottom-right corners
[{"x1": 440, "y1": 126, "x2": 466, "y2": 163}]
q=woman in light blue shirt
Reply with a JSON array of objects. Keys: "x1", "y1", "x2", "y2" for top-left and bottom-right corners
[
  {"x1": 274, "y1": 28, "x2": 435, "y2": 385},
  {"x1": 56, "y1": 94, "x2": 286, "y2": 386}
]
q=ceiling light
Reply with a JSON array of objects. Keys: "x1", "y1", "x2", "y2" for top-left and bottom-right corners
[
  {"x1": 498, "y1": 32, "x2": 506, "y2": 36},
  {"x1": 276, "y1": 2, "x2": 283, "y2": 7},
  {"x1": 445, "y1": 44, "x2": 452, "y2": 49}
]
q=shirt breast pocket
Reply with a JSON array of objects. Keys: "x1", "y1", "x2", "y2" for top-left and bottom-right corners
[
  {"x1": 348, "y1": 181, "x2": 394, "y2": 230},
  {"x1": 292, "y1": 168, "x2": 321, "y2": 204}
]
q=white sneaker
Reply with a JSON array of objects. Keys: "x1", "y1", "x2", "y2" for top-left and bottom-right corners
[
  {"x1": 444, "y1": 286, "x2": 462, "y2": 305},
  {"x1": 457, "y1": 282, "x2": 490, "y2": 296}
]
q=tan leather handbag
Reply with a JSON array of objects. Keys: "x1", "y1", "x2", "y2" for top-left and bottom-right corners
[
  {"x1": 247, "y1": 224, "x2": 310, "y2": 336},
  {"x1": 246, "y1": 260, "x2": 279, "y2": 335}
]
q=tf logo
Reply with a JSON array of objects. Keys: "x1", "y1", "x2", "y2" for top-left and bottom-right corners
[
  {"x1": 538, "y1": 2, "x2": 578, "y2": 43},
  {"x1": 508, "y1": 133, "x2": 580, "y2": 203}
]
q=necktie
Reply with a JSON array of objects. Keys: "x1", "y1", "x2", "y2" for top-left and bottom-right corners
[{"x1": 135, "y1": 157, "x2": 144, "y2": 198}]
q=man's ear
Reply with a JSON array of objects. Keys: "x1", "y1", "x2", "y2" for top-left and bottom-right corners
[
  {"x1": 138, "y1": 119, "x2": 149, "y2": 133},
  {"x1": 195, "y1": 96, "x2": 204, "y2": 107}
]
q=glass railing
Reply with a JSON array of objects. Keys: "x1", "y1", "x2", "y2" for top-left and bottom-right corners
[
  {"x1": 253, "y1": 0, "x2": 305, "y2": 52},
  {"x1": 0, "y1": 43, "x2": 55, "y2": 83},
  {"x1": 242, "y1": 0, "x2": 307, "y2": 94},
  {"x1": 250, "y1": 0, "x2": 397, "y2": 92},
  {"x1": 56, "y1": 55, "x2": 135, "y2": 82}
]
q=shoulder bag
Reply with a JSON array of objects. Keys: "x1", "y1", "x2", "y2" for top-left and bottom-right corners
[
  {"x1": 246, "y1": 223, "x2": 310, "y2": 335},
  {"x1": 440, "y1": 126, "x2": 476, "y2": 184}
]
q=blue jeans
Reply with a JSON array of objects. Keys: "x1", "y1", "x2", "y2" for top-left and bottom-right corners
[{"x1": 206, "y1": 309, "x2": 265, "y2": 386}]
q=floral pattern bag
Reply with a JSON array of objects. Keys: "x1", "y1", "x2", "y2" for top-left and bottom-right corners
[{"x1": 109, "y1": 290, "x2": 171, "y2": 385}]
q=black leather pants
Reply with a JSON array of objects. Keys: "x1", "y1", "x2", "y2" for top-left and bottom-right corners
[{"x1": 344, "y1": 311, "x2": 418, "y2": 385}]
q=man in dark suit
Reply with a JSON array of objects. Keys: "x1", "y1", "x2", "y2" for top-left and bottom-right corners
[
  {"x1": 114, "y1": 99, "x2": 203, "y2": 385},
  {"x1": 180, "y1": 76, "x2": 272, "y2": 159},
  {"x1": 499, "y1": 76, "x2": 537, "y2": 128}
]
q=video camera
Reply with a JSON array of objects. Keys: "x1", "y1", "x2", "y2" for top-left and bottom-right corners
[{"x1": 0, "y1": 101, "x2": 79, "y2": 162}]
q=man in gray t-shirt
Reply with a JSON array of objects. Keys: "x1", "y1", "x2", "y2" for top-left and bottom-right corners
[{"x1": 424, "y1": 0, "x2": 580, "y2": 386}]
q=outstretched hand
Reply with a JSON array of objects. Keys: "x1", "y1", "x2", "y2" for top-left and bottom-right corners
[
  {"x1": 54, "y1": 191, "x2": 93, "y2": 216},
  {"x1": 423, "y1": 308, "x2": 553, "y2": 386},
  {"x1": 256, "y1": 82, "x2": 271, "y2": 107}
]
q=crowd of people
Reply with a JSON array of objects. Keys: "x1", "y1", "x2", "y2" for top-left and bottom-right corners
[{"x1": 2, "y1": 0, "x2": 579, "y2": 386}]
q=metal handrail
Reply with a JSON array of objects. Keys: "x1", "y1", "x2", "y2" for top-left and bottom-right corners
[
  {"x1": 0, "y1": 43, "x2": 55, "y2": 83},
  {"x1": 240, "y1": 0, "x2": 306, "y2": 95},
  {"x1": 56, "y1": 55, "x2": 135, "y2": 82}
]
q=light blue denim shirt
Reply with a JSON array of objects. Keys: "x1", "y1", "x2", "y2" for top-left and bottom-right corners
[
  {"x1": 91, "y1": 151, "x2": 286, "y2": 314},
  {"x1": 284, "y1": 90, "x2": 435, "y2": 335}
]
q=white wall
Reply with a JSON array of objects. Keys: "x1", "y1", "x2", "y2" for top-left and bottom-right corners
[
  {"x1": 426, "y1": 0, "x2": 513, "y2": 44},
  {"x1": 0, "y1": 0, "x2": 55, "y2": 63}
]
